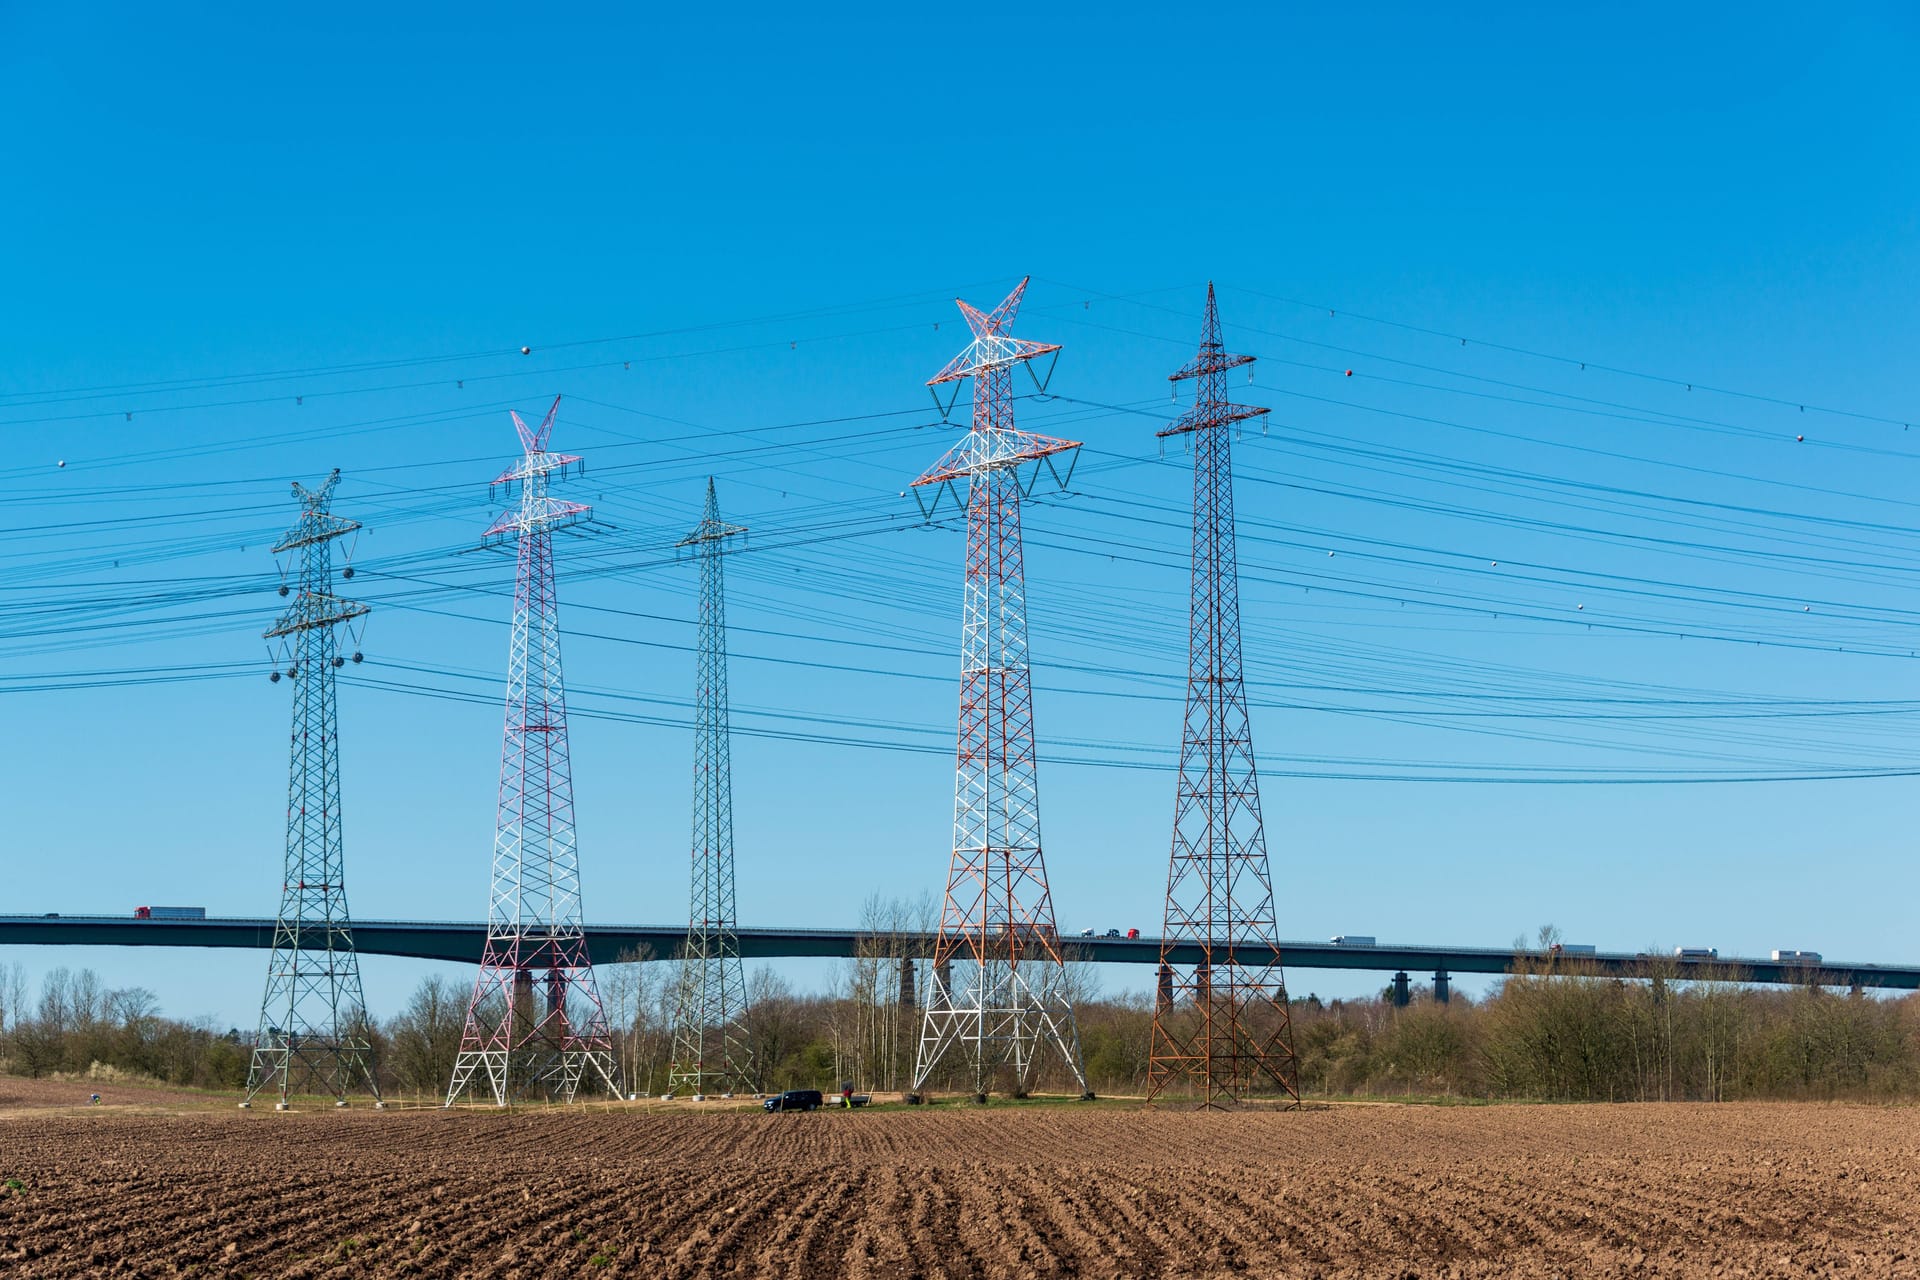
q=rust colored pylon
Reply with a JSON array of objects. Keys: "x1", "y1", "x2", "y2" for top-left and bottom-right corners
[
  {"x1": 1147, "y1": 285, "x2": 1300, "y2": 1108},
  {"x1": 908, "y1": 278, "x2": 1090, "y2": 1100}
]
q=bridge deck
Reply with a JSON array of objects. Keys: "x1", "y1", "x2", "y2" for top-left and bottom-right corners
[{"x1": 0, "y1": 916, "x2": 1913, "y2": 989}]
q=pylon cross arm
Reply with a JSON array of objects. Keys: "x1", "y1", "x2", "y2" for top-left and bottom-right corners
[
  {"x1": 272, "y1": 512, "x2": 361, "y2": 554},
  {"x1": 912, "y1": 429, "x2": 1080, "y2": 487},
  {"x1": 1158, "y1": 404, "x2": 1270, "y2": 439},
  {"x1": 927, "y1": 336, "x2": 1063, "y2": 386},
  {"x1": 926, "y1": 276, "x2": 1060, "y2": 386},
  {"x1": 1169, "y1": 349, "x2": 1256, "y2": 383},
  {"x1": 484, "y1": 500, "x2": 590, "y2": 539}
]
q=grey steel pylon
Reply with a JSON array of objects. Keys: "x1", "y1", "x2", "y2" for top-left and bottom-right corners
[
  {"x1": 245, "y1": 469, "x2": 383, "y2": 1109},
  {"x1": 668, "y1": 478, "x2": 757, "y2": 1094}
]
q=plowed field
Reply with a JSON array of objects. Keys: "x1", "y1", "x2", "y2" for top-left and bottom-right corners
[{"x1": 0, "y1": 1096, "x2": 1914, "y2": 1277}]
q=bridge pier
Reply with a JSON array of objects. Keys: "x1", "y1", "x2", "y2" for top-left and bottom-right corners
[
  {"x1": 897, "y1": 956, "x2": 916, "y2": 1010},
  {"x1": 1433, "y1": 969, "x2": 1450, "y2": 1005},
  {"x1": 513, "y1": 966, "x2": 535, "y2": 1023},
  {"x1": 1155, "y1": 962, "x2": 1173, "y2": 1015},
  {"x1": 1391, "y1": 971, "x2": 1410, "y2": 1008}
]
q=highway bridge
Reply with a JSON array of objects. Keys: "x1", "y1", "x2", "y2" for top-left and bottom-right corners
[{"x1": 3, "y1": 916, "x2": 1914, "y2": 997}]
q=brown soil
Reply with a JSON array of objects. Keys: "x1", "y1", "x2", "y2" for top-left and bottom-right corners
[
  {"x1": 0, "y1": 1075, "x2": 226, "y2": 1114},
  {"x1": 0, "y1": 1099, "x2": 1913, "y2": 1277}
]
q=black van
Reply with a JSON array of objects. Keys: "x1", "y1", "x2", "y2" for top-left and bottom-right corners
[{"x1": 763, "y1": 1089, "x2": 824, "y2": 1113}]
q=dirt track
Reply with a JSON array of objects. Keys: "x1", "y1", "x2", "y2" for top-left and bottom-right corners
[{"x1": 0, "y1": 1096, "x2": 1914, "y2": 1277}]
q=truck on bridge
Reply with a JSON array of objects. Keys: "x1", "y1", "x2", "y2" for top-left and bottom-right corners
[{"x1": 133, "y1": 906, "x2": 206, "y2": 920}]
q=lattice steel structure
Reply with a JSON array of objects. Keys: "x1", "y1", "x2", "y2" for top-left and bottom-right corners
[
  {"x1": 244, "y1": 470, "x2": 382, "y2": 1109},
  {"x1": 909, "y1": 278, "x2": 1090, "y2": 1100},
  {"x1": 447, "y1": 396, "x2": 622, "y2": 1106},
  {"x1": 667, "y1": 479, "x2": 756, "y2": 1095},
  {"x1": 1147, "y1": 284, "x2": 1299, "y2": 1107}
]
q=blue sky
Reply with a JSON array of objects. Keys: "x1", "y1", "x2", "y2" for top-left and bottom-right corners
[{"x1": 1, "y1": 4, "x2": 1916, "y2": 1025}]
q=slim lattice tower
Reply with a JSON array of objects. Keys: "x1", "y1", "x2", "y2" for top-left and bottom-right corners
[
  {"x1": 910, "y1": 278, "x2": 1090, "y2": 1100},
  {"x1": 245, "y1": 469, "x2": 382, "y2": 1109},
  {"x1": 447, "y1": 395, "x2": 623, "y2": 1106},
  {"x1": 667, "y1": 479, "x2": 756, "y2": 1095},
  {"x1": 1147, "y1": 284, "x2": 1300, "y2": 1107}
]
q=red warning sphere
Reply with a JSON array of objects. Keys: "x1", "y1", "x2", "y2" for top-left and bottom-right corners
[{"x1": 1345, "y1": 369, "x2": 1353, "y2": 377}]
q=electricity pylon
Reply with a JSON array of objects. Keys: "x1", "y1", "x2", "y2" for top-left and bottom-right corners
[
  {"x1": 244, "y1": 469, "x2": 382, "y2": 1109},
  {"x1": 1147, "y1": 284, "x2": 1300, "y2": 1107},
  {"x1": 446, "y1": 395, "x2": 623, "y2": 1106},
  {"x1": 909, "y1": 278, "x2": 1090, "y2": 1101},
  {"x1": 668, "y1": 478, "x2": 756, "y2": 1095}
]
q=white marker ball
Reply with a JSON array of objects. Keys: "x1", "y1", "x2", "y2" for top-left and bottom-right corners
[{"x1": 56, "y1": 460, "x2": 65, "y2": 468}]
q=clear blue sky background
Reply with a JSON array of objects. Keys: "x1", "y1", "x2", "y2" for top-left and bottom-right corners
[{"x1": 1, "y1": 4, "x2": 1915, "y2": 1027}]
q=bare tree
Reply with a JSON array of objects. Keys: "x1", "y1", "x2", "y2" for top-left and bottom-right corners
[
  {"x1": 385, "y1": 974, "x2": 465, "y2": 1097},
  {"x1": 739, "y1": 967, "x2": 806, "y2": 1091},
  {"x1": 600, "y1": 946, "x2": 664, "y2": 1096},
  {"x1": 0, "y1": 962, "x2": 30, "y2": 1039}
]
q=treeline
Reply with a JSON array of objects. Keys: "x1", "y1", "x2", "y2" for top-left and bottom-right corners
[
  {"x1": 612, "y1": 963, "x2": 1920, "y2": 1105},
  {"x1": 3, "y1": 952, "x2": 1916, "y2": 1104},
  {"x1": 0, "y1": 964, "x2": 252, "y2": 1090},
  {"x1": 1294, "y1": 968, "x2": 1920, "y2": 1103}
]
